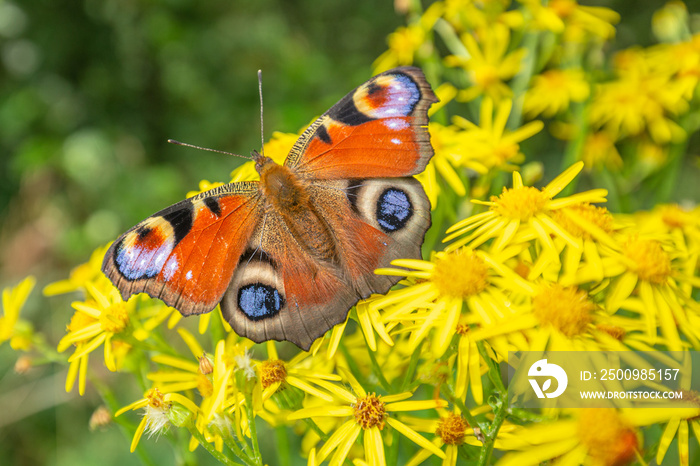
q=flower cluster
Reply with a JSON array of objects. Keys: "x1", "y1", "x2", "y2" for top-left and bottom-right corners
[{"x1": 3, "y1": 1, "x2": 699, "y2": 465}]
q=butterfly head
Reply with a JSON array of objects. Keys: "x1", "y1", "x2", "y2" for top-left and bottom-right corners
[{"x1": 251, "y1": 149, "x2": 276, "y2": 174}]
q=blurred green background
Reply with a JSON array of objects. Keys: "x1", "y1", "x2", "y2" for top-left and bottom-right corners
[{"x1": 0, "y1": 0, "x2": 695, "y2": 465}]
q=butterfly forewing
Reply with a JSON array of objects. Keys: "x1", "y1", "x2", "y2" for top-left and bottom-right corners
[
  {"x1": 285, "y1": 67, "x2": 438, "y2": 179},
  {"x1": 102, "y1": 182, "x2": 262, "y2": 315}
]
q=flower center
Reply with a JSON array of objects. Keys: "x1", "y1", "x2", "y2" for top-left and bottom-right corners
[
  {"x1": 551, "y1": 0, "x2": 577, "y2": 18},
  {"x1": 353, "y1": 393, "x2": 386, "y2": 430},
  {"x1": 622, "y1": 236, "x2": 672, "y2": 284},
  {"x1": 533, "y1": 284, "x2": 594, "y2": 337},
  {"x1": 146, "y1": 388, "x2": 168, "y2": 409},
  {"x1": 577, "y1": 409, "x2": 638, "y2": 466},
  {"x1": 550, "y1": 203, "x2": 614, "y2": 240},
  {"x1": 260, "y1": 359, "x2": 287, "y2": 389},
  {"x1": 432, "y1": 249, "x2": 489, "y2": 299},
  {"x1": 474, "y1": 65, "x2": 499, "y2": 89},
  {"x1": 436, "y1": 413, "x2": 468, "y2": 445},
  {"x1": 456, "y1": 323, "x2": 470, "y2": 336},
  {"x1": 100, "y1": 302, "x2": 129, "y2": 333},
  {"x1": 492, "y1": 142, "x2": 519, "y2": 165},
  {"x1": 144, "y1": 388, "x2": 171, "y2": 436},
  {"x1": 491, "y1": 186, "x2": 549, "y2": 221}
]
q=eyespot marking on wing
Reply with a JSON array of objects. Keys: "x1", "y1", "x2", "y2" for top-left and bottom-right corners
[
  {"x1": 376, "y1": 188, "x2": 413, "y2": 232},
  {"x1": 238, "y1": 283, "x2": 285, "y2": 320},
  {"x1": 114, "y1": 227, "x2": 175, "y2": 280},
  {"x1": 355, "y1": 74, "x2": 421, "y2": 119}
]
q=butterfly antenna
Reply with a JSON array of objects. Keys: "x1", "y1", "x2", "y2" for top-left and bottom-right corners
[
  {"x1": 258, "y1": 69, "x2": 265, "y2": 157},
  {"x1": 167, "y1": 139, "x2": 253, "y2": 160}
]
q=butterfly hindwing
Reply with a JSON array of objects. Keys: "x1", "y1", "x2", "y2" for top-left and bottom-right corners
[
  {"x1": 307, "y1": 177, "x2": 431, "y2": 298},
  {"x1": 103, "y1": 182, "x2": 262, "y2": 315},
  {"x1": 285, "y1": 67, "x2": 438, "y2": 179},
  {"x1": 219, "y1": 206, "x2": 357, "y2": 350}
]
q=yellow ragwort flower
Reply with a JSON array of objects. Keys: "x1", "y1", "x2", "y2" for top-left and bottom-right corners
[
  {"x1": 373, "y1": 247, "x2": 533, "y2": 362},
  {"x1": 520, "y1": 0, "x2": 620, "y2": 42},
  {"x1": 445, "y1": 24, "x2": 526, "y2": 102},
  {"x1": 58, "y1": 281, "x2": 133, "y2": 388},
  {"x1": 43, "y1": 245, "x2": 109, "y2": 296},
  {"x1": 116, "y1": 387, "x2": 200, "y2": 452},
  {"x1": 452, "y1": 97, "x2": 544, "y2": 172},
  {"x1": 0, "y1": 276, "x2": 36, "y2": 351},
  {"x1": 589, "y1": 48, "x2": 689, "y2": 144},
  {"x1": 523, "y1": 68, "x2": 590, "y2": 118},
  {"x1": 255, "y1": 340, "x2": 341, "y2": 406},
  {"x1": 444, "y1": 162, "x2": 607, "y2": 259},
  {"x1": 289, "y1": 368, "x2": 447, "y2": 466}
]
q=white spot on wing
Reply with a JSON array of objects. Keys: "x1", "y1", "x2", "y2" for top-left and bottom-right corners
[
  {"x1": 383, "y1": 118, "x2": 409, "y2": 130},
  {"x1": 162, "y1": 256, "x2": 179, "y2": 281}
]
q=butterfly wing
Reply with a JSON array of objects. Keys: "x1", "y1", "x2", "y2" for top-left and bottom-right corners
[
  {"x1": 307, "y1": 177, "x2": 431, "y2": 298},
  {"x1": 219, "y1": 206, "x2": 358, "y2": 351},
  {"x1": 285, "y1": 66, "x2": 438, "y2": 179},
  {"x1": 102, "y1": 182, "x2": 262, "y2": 315}
]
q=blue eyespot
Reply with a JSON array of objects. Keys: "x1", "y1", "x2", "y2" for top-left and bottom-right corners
[
  {"x1": 115, "y1": 237, "x2": 173, "y2": 280},
  {"x1": 376, "y1": 188, "x2": 412, "y2": 232},
  {"x1": 238, "y1": 284, "x2": 284, "y2": 320}
]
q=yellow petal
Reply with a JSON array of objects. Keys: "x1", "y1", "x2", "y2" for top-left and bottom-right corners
[
  {"x1": 176, "y1": 328, "x2": 205, "y2": 359},
  {"x1": 386, "y1": 417, "x2": 445, "y2": 459},
  {"x1": 386, "y1": 399, "x2": 448, "y2": 412},
  {"x1": 287, "y1": 406, "x2": 353, "y2": 421},
  {"x1": 542, "y1": 162, "x2": 583, "y2": 198},
  {"x1": 656, "y1": 417, "x2": 680, "y2": 464},
  {"x1": 327, "y1": 422, "x2": 361, "y2": 466},
  {"x1": 287, "y1": 376, "x2": 334, "y2": 402},
  {"x1": 364, "y1": 427, "x2": 386, "y2": 466}
]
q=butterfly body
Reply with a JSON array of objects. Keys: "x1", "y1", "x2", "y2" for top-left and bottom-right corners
[{"x1": 104, "y1": 67, "x2": 438, "y2": 350}]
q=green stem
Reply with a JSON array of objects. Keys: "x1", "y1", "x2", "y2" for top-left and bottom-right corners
[
  {"x1": 386, "y1": 427, "x2": 400, "y2": 466},
  {"x1": 477, "y1": 390, "x2": 509, "y2": 466},
  {"x1": 244, "y1": 394, "x2": 263, "y2": 465},
  {"x1": 366, "y1": 345, "x2": 392, "y2": 392},
  {"x1": 560, "y1": 101, "x2": 589, "y2": 196},
  {"x1": 339, "y1": 340, "x2": 369, "y2": 388},
  {"x1": 655, "y1": 136, "x2": 690, "y2": 204},
  {"x1": 507, "y1": 31, "x2": 540, "y2": 130},
  {"x1": 434, "y1": 18, "x2": 469, "y2": 58},
  {"x1": 222, "y1": 435, "x2": 250, "y2": 465},
  {"x1": 476, "y1": 343, "x2": 506, "y2": 393},
  {"x1": 399, "y1": 340, "x2": 423, "y2": 392},
  {"x1": 186, "y1": 423, "x2": 244, "y2": 466},
  {"x1": 275, "y1": 426, "x2": 291, "y2": 466}
]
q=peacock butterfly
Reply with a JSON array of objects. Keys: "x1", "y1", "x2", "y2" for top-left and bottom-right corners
[{"x1": 102, "y1": 67, "x2": 438, "y2": 350}]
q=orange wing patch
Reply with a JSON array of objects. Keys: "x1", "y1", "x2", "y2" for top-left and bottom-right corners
[
  {"x1": 285, "y1": 67, "x2": 438, "y2": 179},
  {"x1": 297, "y1": 118, "x2": 423, "y2": 179},
  {"x1": 103, "y1": 186, "x2": 261, "y2": 315}
]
